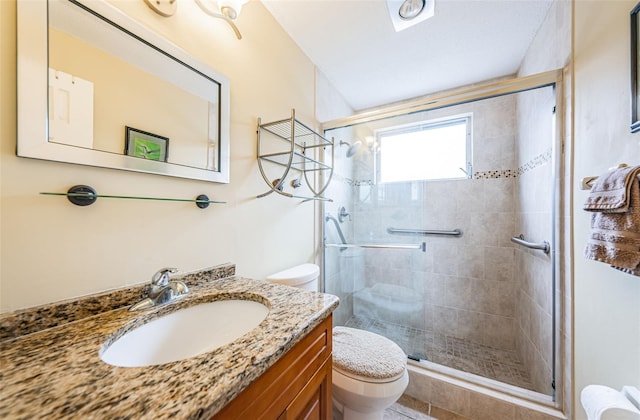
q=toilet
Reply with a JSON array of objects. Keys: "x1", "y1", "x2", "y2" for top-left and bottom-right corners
[
  {"x1": 265, "y1": 263, "x2": 320, "y2": 291},
  {"x1": 267, "y1": 264, "x2": 409, "y2": 420}
]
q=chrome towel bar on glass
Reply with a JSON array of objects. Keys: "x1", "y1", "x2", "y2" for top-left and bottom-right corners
[
  {"x1": 324, "y1": 242, "x2": 427, "y2": 252},
  {"x1": 387, "y1": 227, "x2": 462, "y2": 236},
  {"x1": 510, "y1": 234, "x2": 550, "y2": 254}
]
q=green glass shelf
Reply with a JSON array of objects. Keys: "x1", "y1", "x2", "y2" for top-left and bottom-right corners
[{"x1": 40, "y1": 185, "x2": 225, "y2": 209}]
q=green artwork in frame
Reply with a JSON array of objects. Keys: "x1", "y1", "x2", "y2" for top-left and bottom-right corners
[{"x1": 125, "y1": 126, "x2": 169, "y2": 162}]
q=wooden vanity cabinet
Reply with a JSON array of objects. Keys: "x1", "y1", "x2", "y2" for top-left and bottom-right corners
[{"x1": 211, "y1": 315, "x2": 332, "y2": 420}]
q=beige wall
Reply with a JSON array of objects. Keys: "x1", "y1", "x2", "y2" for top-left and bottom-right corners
[
  {"x1": 574, "y1": 0, "x2": 640, "y2": 418},
  {"x1": 0, "y1": 0, "x2": 319, "y2": 312}
]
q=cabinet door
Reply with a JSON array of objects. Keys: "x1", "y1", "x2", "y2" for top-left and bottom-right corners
[
  {"x1": 281, "y1": 358, "x2": 331, "y2": 420},
  {"x1": 211, "y1": 316, "x2": 332, "y2": 420}
]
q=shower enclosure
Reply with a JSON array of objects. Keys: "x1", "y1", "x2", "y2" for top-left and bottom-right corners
[{"x1": 321, "y1": 71, "x2": 563, "y2": 399}]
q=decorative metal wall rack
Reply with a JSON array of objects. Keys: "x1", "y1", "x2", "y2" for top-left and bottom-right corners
[{"x1": 257, "y1": 109, "x2": 334, "y2": 201}]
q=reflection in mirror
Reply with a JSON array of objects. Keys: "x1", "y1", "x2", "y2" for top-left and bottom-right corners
[{"x1": 17, "y1": 0, "x2": 230, "y2": 183}]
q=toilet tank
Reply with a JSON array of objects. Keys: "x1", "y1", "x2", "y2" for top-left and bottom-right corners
[{"x1": 266, "y1": 263, "x2": 319, "y2": 291}]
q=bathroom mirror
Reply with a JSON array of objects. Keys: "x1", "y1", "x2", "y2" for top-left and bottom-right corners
[{"x1": 17, "y1": 0, "x2": 230, "y2": 183}]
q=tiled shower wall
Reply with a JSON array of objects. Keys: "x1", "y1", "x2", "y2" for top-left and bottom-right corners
[
  {"x1": 323, "y1": 84, "x2": 558, "y2": 396},
  {"x1": 350, "y1": 94, "x2": 521, "y2": 351}
]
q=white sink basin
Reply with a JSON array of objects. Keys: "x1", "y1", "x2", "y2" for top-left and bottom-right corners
[{"x1": 100, "y1": 300, "x2": 269, "y2": 367}]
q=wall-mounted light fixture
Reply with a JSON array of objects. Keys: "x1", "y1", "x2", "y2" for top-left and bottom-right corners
[
  {"x1": 386, "y1": 0, "x2": 435, "y2": 32},
  {"x1": 195, "y1": 0, "x2": 248, "y2": 39},
  {"x1": 144, "y1": 0, "x2": 248, "y2": 40}
]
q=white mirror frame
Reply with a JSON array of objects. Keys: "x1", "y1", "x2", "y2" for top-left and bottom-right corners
[{"x1": 17, "y1": 0, "x2": 231, "y2": 183}]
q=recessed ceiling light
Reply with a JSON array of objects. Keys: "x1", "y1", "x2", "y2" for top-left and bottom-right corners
[
  {"x1": 399, "y1": 0, "x2": 425, "y2": 20},
  {"x1": 387, "y1": 0, "x2": 435, "y2": 32}
]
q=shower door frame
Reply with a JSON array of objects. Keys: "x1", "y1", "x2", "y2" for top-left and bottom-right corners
[{"x1": 319, "y1": 69, "x2": 565, "y2": 409}]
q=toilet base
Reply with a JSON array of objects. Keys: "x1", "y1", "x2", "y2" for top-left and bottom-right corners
[
  {"x1": 332, "y1": 398, "x2": 384, "y2": 420},
  {"x1": 332, "y1": 369, "x2": 409, "y2": 420}
]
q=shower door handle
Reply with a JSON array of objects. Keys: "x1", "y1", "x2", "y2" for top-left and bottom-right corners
[
  {"x1": 324, "y1": 242, "x2": 427, "y2": 252},
  {"x1": 510, "y1": 234, "x2": 550, "y2": 254},
  {"x1": 387, "y1": 227, "x2": 462, "y2": 236}
]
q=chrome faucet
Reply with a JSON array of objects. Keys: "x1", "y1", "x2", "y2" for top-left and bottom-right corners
[{"x1": 129, "y1": 267, "x2": 189, "y2": 311}]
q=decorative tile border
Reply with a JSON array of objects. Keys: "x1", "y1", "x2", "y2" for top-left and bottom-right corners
[
  {"x1": 474, "y1": 149, "x2": 552, "y2": 180},
  {"x1": 474, "y1": 169, "x2": 518, "y2": 179},
  {"x1": 476, "y1": 149, "x2": 552, "y2": 180},
  {"x1": 332, "y1": 174, "x2": 374, "y2": 187},
  {"x1": 353, "y1": 179, "x2": 374, "y2": 186},
  {"x1": 331, "y1": 173, "x2": 355, "y2": 186},
  {"x1": 338, "y1": 150, "x2": 552, "y2": 185},
  {"x1": 516, "y1": 148, "x2": 552, "y2": 176}
]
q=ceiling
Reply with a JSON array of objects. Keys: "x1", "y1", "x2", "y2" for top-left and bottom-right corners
[{"x1": 261, "y1": 0, "x2": 554, "y2": 112}]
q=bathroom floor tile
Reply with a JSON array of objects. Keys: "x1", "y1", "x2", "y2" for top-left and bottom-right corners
[
  {"x1": 383, "y1": 409, "x2": 418, "y2": 419},
  {"x1": 382, "y1": 395, "x2": 469, "y2": 420},
  {"x1": 333, "y1": 394, "x2": 465, "y2": 420},
  {"x1": 344, "y1": 316, "x2": 534, "y2": 391},
  {"x1": 428, "y1": 406, "x2": 472, "y2": 420},
  {"x1": 388, "y1": 395, "x2": 431, "y2": 419}
]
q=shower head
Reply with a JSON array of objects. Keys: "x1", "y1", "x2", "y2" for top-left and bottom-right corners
[{"x1": 339, "y1": 140, "x2": 362, "y2": 158}]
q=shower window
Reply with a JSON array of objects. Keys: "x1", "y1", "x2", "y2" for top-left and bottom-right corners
[{"x1": 377, "y1": 114, "x2": 472, "y2": 183}]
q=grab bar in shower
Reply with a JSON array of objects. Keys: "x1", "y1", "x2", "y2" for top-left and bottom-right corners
[
  {"x1": 324, "y1": 242, "x2": 427, "y2": 252},
  {"x1": 325, "y1": 215, "x2": 348, "y2": 250},
  {"x1": 510, "y1": 234, "x2": 550, "y2": 254},
  {"x1": 387, "y1": 227, "x2": 462, "y2": 237}
]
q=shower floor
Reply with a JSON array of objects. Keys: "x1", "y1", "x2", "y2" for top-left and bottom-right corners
[{"x1": 344, "y1": 315, "x2": 535, "y2": 391}]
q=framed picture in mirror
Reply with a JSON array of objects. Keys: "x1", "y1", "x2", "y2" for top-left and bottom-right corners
[
  {"x1": 631, "y1": 2, "x2": 640, "y2": 133},
  {"x1": 125, "y1": 127, "x2": 169, "y2": 162}
]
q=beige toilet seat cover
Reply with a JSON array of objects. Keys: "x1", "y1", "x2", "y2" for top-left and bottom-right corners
[{"x1": 333, "y1": 326, "x2": 406, "y2": 380}]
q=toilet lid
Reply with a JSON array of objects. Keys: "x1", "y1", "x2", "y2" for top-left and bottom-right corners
[
  {"x1": 266, "y1": 263, "x2": 319, "y2": 286},
  {"x1": 332, "y1": 327, "x2": 406, "y2": 382}
]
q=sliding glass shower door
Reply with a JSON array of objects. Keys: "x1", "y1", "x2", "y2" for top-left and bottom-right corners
[{"x1": 322, "y1": 73, "x2": 561, "y2": 398}]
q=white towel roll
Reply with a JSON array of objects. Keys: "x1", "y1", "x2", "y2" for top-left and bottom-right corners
[{"x1": 581, "y1": 385, "x2": 640, "y2": 420}]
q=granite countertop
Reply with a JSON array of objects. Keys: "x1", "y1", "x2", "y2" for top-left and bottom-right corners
[{"x1": 0, "y1": 265, "x2": 339, "y2": 419}]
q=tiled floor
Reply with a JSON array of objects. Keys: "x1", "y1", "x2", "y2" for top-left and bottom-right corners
[
  {"x1": 344, "y1": 316, "x2": 534, "y2": 391},
  {"x1": 384, "y1": 395, "x2": 470, "y2": 420},
  {"x1": 333, "y1": 394, "x2": 468, "y2": 420}
]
